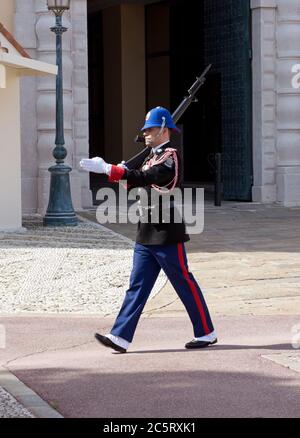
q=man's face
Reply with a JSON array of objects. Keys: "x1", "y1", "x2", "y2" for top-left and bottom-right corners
[{"x1": 143, "y1": 127, "x2": 169, "y2": 148}]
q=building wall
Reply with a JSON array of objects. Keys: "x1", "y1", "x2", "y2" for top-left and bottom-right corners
[
  {"x1": 102, "y1": 3, "x2": 146, "y2": 164},
  {"x1": 14, "y1": 0, "x2": 39, "y2": 214},
  {"x1": 4, "y1": 0, "x2": 300, "y2": 209},
  {"x1": 276, "y1": 0, "x2": 300, "y2": 206},
  {"x1": 0, "y1": 1, "x2": 14, "y2": 32},
  {"x1": 0, "y1": 1, "x2": 25, "y2": 230},
  {"x1": 14, "y1": 0, "x2": 91, "y2": 214},
  {"x1": 251, "y1": 0, "x2": 300, "y2": 206},
  {"x1": 14, "y1": 0, "x2": 145, "y2": 214},
  {"x1": 71, "y1": 0, "x2": 92, "y2": 208},
  {"x1": 251, "y1": 0, "x2": 277, "y2": 203},
  {"x1": 120, "y1": 4, "x2": 146, "y2": 161},
  {"x1": 0, "y1": 69, "x2": 22, "y2": 231}
]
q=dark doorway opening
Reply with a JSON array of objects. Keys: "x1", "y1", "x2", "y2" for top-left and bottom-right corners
[
  {"x1": 170, "y1": 0, "x2": 222, "y2": 186},
  {"x1": 146, "y1": 0, "x2": 253, "y2": 200},
  {"x1": 146, "y1": 0, "x2": 222, "y2": 189},
  {"x1": 87, "y1": 0, "x2": 253, "y2": 202},
  {"x1": 87, "y1": 8, "x2": 106, "y2": 201}
]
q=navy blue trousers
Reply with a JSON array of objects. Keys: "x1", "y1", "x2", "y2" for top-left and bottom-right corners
[{"x1": 111, "y1": 243, "x2": 214, "y2": 343}]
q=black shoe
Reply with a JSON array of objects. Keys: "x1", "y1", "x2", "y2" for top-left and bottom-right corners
[
  {"x1": 94, "y1": 333, "x2": 127, "y2": 353},
  {"x1": 185, "y1": 338, "x2": 218, "y2": 349}
]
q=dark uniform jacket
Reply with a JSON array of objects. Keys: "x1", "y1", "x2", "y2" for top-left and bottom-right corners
[{"x1": 122, "y1": 142, "x2": 190, "y2": 246}]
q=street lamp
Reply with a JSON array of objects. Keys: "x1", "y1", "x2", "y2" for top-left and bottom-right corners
[
  {"x1": 47, "y1": 0, "x2": 71, "y2": 14},
  {"x1": 43, "y1": 0, "x2": 77, "y2": 226}
]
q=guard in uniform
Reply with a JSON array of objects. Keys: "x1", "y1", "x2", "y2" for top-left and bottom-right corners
[{"x1": 80, "y1": 107, "x2": 217, "y2": 353}]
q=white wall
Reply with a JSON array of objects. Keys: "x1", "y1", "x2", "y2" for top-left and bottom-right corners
[{"x1": 0, "y1": 0, "x2": 25, "y2": 230}]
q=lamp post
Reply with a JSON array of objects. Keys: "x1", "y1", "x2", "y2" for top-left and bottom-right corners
[{"x1": 43, "y1": 0, "x2": 77, "y2": 226}]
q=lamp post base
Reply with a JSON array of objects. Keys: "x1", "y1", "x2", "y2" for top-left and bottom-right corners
[
  {"x1": 43, "y1": 214, "x2": 78, "y2": 227},
  {"x1": 43, "y1": 163, "x2": 78, "y2": 227}
]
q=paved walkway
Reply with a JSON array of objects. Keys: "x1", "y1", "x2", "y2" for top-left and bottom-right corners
[
  {"x1": 0, "y1": 314, "x2": 299, "y2": 418},
  {"x1": 0, "y1": 215, "x2": 166, "y2": 418},
  {"x1": 0, "y1": 216, "x2": 166, "y2": 315},
  {"x1": 81, "y1": 201, "x2": 300, "y2": 317},
  {"x1": 0, "y1": 201, "x2": 299, "y2": 417}
]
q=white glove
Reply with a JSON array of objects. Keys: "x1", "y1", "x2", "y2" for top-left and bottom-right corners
[
  {"x1": 117, "y1": 161, "x2": 129, "y2": 170},
  {"x1": 80, "y1": 157, "x2": 112, "y2": 175}
]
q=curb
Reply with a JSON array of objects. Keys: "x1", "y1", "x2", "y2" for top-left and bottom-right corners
[{"x1": 0, "y1": 366, "x2": 63, "y2": 418}]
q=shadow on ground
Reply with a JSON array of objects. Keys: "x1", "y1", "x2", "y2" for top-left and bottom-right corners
[{"x1": 10, "y1": 366, "x2": 300, "y2": 418}]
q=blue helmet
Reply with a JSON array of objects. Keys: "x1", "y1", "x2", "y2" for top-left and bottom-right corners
[{"x1": 141, "y1": 106, "x2": 179, "y2": 132}]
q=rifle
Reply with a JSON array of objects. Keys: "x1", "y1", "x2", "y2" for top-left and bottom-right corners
[{"x1": 124, "y1": 64, "x2": 212, "y2": 170}]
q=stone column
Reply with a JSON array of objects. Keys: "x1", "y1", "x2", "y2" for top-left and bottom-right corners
[
  {"x1": 71, "y1": 0, "x2": 92, "y2": 208},
  {"x1": 35, "y1": 0, "x2": 83, "y2": 214},
  {"x1": 251, "y1": 0, "x2": 277, "y2": 203},
  {"x1": 120, "y1": 4, "x2": 146, "y2": 160},
  {"x1": 14, "y1": 0, "x2": 38, "y2": 213},
  {"x1": 102, "y1": 4, "x2": 146, "y2": 164},
  {"x1": 276, "y1": 0, "x2": 300, "y2": 206}
]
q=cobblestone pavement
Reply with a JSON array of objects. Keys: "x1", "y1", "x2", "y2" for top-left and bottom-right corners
[
  {"x1": 81, "y1": 202, "x2": 300, "y2": 382},
  {"x1": 0, "y1": 215, "x2": 166, "y2": 418},
  {"x1": 85, "y1": 202, "x2": 300, "y2": 317},
  {"x1": 0, "y1": 387, "x2": 33, "y2": 418},
  {"x1": 145, "y1": 202, "x2": 300, "y2": 318},
  {"x1": 0, "y1": 215, "x2": 166, "y2": 315},
  {"x1": 1, "y1": 202, "x2": 300, "y2": 417}
]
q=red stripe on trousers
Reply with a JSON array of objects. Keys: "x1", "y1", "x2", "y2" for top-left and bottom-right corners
[{"x1": 177, "y1": 243, "x2": 210, "y2": 335}]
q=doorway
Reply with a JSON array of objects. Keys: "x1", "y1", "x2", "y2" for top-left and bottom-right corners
[
  {"x1": 87, "y1": 8, "x2": 106, "y2": 197},
  {"x1": 145, "y1": 0, "x2": 253, "y2": 200},
  {"x1": 87, "y1": 0, "x2": 253, "y2": 201}
]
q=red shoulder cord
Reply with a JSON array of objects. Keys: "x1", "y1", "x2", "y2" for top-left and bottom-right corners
[{"x1": 144, "y1": 148, "x2": 179, "y2": 193}]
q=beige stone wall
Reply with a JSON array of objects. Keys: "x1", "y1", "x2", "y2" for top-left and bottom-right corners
[
  {"x1": 14, "y1": 0, "x2": 91, "y2": 213},
  {"x1": 0, "y1": 0, "x2": 14, "y2": 33},
  {"x1": 103, "y1": 3, "x2": 146, "y2": 164},
  {"x1": 0, "y1": 0, "x2": 22, "y2": 230},
  {"x1": 120, "y1": 3, "x2": 146, "y2": 161},
  {"x1": 5, "y1": 0, "x2": 300, "y2": 209},
  {"x1": 14, "y1": 0, "x2": 38, "y2": 214},
  {"x1": 71, "y1": 0, "x2": 92, "y2": 208}
]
